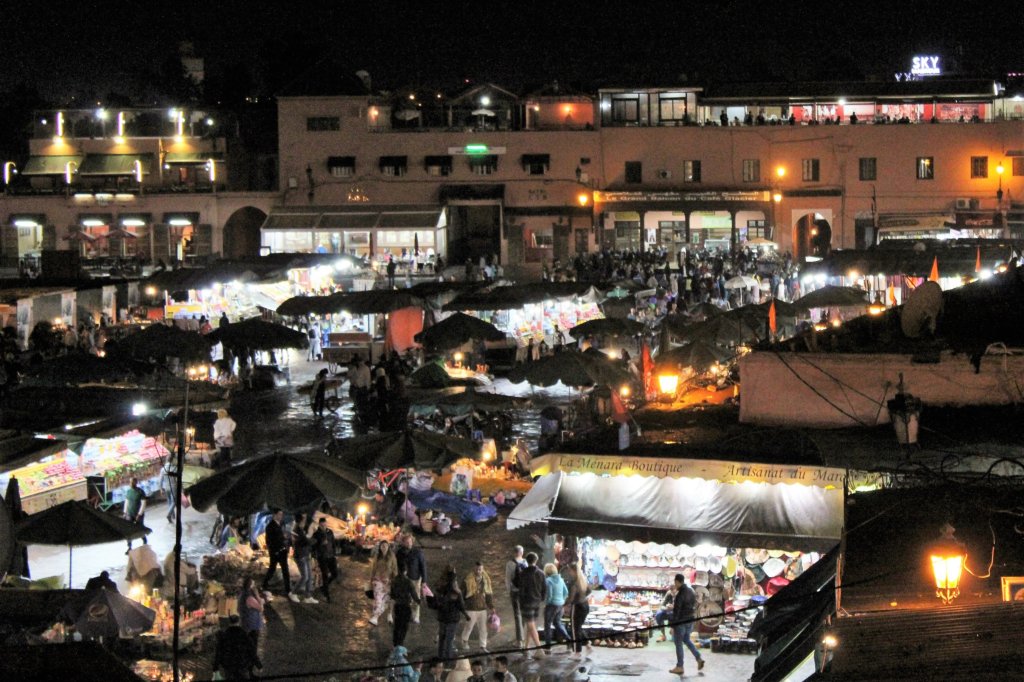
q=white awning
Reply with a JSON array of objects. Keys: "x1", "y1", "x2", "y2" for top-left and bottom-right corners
[{"x1": 508, "y1": 471, "x2": 843, "y2": 552}]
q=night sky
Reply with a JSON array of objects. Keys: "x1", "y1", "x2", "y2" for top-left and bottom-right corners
[{"x1": 1, "y1": 1, "x2": 1023, "y2": 104}]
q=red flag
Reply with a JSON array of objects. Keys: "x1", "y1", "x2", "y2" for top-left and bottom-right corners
[
  {"x1": 610, "y1": 390, "x2": 630, "y2": 424},
  {"x1": 928, "y1": 256, "x2": 940, "y2": 282},
  {"x1": 641, "y1": 342, "x2": 654, "y2": 398},
  {"x1": 975, "y1": 246, "x2": 982, "y2": 273},
  {"x1": 768, "y1": 300, "x2": 777, "y2": 335}
]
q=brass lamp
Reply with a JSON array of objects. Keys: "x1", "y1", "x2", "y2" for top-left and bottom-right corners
[{"x1": 930, "y1": 537, "x2": 967, "y2": 605}]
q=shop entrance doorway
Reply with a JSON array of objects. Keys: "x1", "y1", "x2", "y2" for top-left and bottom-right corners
[{"x1": 794, "y1": 213, "x2": 832, "y2": 261}]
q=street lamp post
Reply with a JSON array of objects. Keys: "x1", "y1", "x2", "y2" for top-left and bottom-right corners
[
  {"x1": 996, "y1": 162, "x2": 1007, "y2": 238},
  {"x1": 772, "y1": 165, "x2": 786, "y2": 242},
  {"x1": 173, "y1": 363, "x2": 205, "y2": 682}
]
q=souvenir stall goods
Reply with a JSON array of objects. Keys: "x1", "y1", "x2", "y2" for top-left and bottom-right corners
[
  {"x1": 432, "y1": 457, "x2": 533, "y2": 498},
  {"x1": 483, "y1": 300, "x2": 602, "y2": 346},
  {"x1": 79, "y1": 431, "x2": 171, "y2": 508},
  {"x1": 577, "y1": 537, "x2": 821, "y2": 650},
  {"x1": 200, "y1": 545, "x2": 270, "y2": 587}
]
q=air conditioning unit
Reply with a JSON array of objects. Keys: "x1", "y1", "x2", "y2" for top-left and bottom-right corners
[
  {"x1": 658, "y1": 169, "x2": 672, "y2": 179},
  {"x1": 954, "y1": 197, "x2": 971, "y2": 210}
]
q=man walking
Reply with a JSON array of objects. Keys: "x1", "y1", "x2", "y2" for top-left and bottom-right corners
[
  {"x1": 461, "y1": 560, "x2": 495, "y2": 652},
  {"x1": 514, "y1": 552, "x2": 546, "y2": 659},
  {"x1": 123, "y1": 477, "x2": 147, "y2": 552},
  {"x1": 669, "y1": 573, "x2": 705, "y2": 675},
  {"x1": 160, "y1": 456, "x2": 178, "y2": 524},
  {"x1": 260, "y1": 510, "x2": 291, "y2": 599},
  {"x1": 395, "y1": 533, "x2": 427, "y2": 624},
  {"x1": 504, "y1": 545, "x2": 527, "y2": 647},
  {"x1": 312, "y1": 517, "x2": 338, "y2": 602}
]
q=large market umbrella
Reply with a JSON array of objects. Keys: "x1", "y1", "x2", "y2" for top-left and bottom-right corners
[
  {"x1": 109, "y1": 323, "x2": 211, "y2": 363},
  {"x1": 330, "y1": 289, "x2": 425, "y2": 315},
  {"x1": 508, "y1": 350, "x2": 631, "y2": 388},
  {"x1": 14, "y1": 500, "x2": 151, "y2": 588},
  {"x1": 414, "y1": 312, "x2": 505, "y2": 351},
  {"x1": 687, "y1": 302, "x2": 725, "y2": 320},
  {"x1": 277, "y1": 294, "x2": 338, "y2": 317},
  {"x1": 327, "y1": 429, "x2": 481, "y2": 471},
  {"x1": 667, "y1": 314, "x2": 758, "y2": 347},
  {"x1": 22, "y1": 353, "x2": 136, "y2": 387},
  {"x1": 794, "y1": 285, "x2": 870, "y2": 310},
  {"x1": 186, "y1": 451, "x2": 364, "y2": 515},
  {"x1": 207, "y1": 317, "x2": 309, "y2": 351},
  {"x1": 73, "y1": 588, "x2": 156, "y2": 639},
  {"x1": 725, "y1": 275, "x2": 760, "y2": 290},
  {"x1": 569, "y1": 317, "x2": 645, "y2": 339},
  {"x1": 656, "y1": 342, "x2": 734, "y2": 373},
  {"x1": 421, "y1": 388, "x2": 530, "y2": 416}
]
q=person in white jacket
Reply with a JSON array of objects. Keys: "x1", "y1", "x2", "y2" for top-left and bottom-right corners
[{"x1": 213, "y1": 409, "x2": 237, "y2": 468}]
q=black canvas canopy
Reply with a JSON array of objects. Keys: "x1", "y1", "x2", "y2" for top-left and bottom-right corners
[{"x1": 509, "y1": 471, "x2": 842, "y2": 553}]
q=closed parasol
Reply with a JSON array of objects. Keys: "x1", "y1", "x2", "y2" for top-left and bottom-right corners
[{"x1": 73, "y1": 589, "x2": 156, "y2": 639}]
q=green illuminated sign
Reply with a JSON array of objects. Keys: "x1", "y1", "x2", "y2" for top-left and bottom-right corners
[{"x1": 465, "y1": 144, "x2": 489, "y2": 155}]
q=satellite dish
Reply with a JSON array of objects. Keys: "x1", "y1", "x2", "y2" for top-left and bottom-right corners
[{"x1": 901, "y1": 281, "x2": 943, "y2": 338}]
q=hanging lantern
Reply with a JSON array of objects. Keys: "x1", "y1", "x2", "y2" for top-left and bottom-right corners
[
  {"x1": 930, "y1": 536, "x2": 967, "y2": 605},
  {"x1": 657, "y1": 373, "x2": 679, "y2": 397}
]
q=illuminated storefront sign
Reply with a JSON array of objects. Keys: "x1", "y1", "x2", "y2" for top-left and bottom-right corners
[{"x1": 911, "y1": 55, "x2": 941, "y2": 76}]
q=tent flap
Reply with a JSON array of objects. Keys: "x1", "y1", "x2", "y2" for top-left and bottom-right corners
[
  {"x1": 507, "y1": 470, "x2": 564, "y2": 530},
  {"x1": 517, "y1": 472, "x2": 842, "y2": 553}
]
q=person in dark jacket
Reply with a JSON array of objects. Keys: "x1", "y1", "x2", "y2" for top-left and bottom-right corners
[
  {"x1": 514, "y1": 552, "x2": 546, "y2": 658},
  {"x1": 260, "y1": 510, "x2": 291, "y2": 597},
  {"x1": 213, "y1": 615, "x2": 260, "y2": 680},
  {"x1": 312, "y1": 517, "x2": 338, "y2": 602},
  {"x1": 669, "y1": 573, "x2": 704, "y2": 675},
  {"x1": 395, "y1": 533, "x2": 428, "y2": 624},
  {"x1": 390, "y1": 563, "x2": 422, "y2": 647},
  {"x1": 84, "y1": 570, "x2": 119, "y2": 592},
  {"x1": 433, "y1": 566, "x2": 470, "y2": 661}
]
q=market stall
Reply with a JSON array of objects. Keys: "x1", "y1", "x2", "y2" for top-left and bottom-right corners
[
  {"x1": 79, "y1": 431, "x2": 171, "y2": 510},
  {"x1": 510, "y1": 454, "x2": 845, "y2": 651},
  {"x1": 0, "y1": 431, "x2": 170, "y2": 514},
  {"x1": 0, "y1": 449, "x2": 86, "y2": 514}
]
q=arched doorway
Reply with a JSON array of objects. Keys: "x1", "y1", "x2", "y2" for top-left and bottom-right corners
[
  {"x1": 222, "y1": 207, "x2": 267, "y2": 259},
  {"x1": 794, "y1": 213, "x2": 832, "y2": 262}
]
